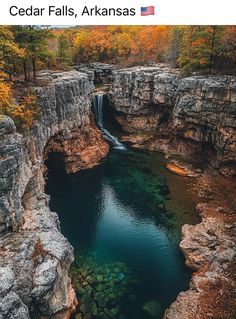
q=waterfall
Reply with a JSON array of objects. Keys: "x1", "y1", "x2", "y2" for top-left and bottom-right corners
[{"x1": 93, "y1": 93, "x2": 126, "y2": 150}]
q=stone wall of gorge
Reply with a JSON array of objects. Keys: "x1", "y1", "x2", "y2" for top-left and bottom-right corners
[
  {"x1": 108, "y1": 66, "x2": 236, "y2": 176},
  {"x1": 0, "y1": 71, "x2": 109, "y2": 318},
  {"x1": 108, "y1": 65, "x2": 236, "y2": 319}
]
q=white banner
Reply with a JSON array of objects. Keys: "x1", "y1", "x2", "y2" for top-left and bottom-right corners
[{"x1": 1, "y1": 0, "x2": 236, "y2": 25}]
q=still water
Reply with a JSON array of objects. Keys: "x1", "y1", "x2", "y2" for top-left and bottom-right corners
[{"x1": 46, "y1": 147, "x2": 199, "y2": 319}]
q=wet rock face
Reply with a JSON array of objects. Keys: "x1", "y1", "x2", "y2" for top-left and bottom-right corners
[
  {"x1": 109, "y1": 67, "x2": 236, "y2": 176},
  {"x1": 0, "y1": 71, "x2": 108, "y2": 318}
]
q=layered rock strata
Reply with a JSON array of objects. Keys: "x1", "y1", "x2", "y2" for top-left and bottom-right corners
[
  {"x1": 109, "y1": 66, "x2": 236, "y2": 176},
  {"x1": 0, "y1": 71, "x2": 109, "y2": 318}
]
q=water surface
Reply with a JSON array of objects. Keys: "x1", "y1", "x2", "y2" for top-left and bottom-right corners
[{"x1": 46, "y1": 148, "x2": 199, "y2": 319}]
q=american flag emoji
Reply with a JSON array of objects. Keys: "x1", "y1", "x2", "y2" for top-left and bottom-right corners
[{"x1": 141, "y1": 6, "x2": 155, "y2": 16}]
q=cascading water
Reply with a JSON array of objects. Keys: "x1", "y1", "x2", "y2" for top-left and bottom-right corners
[{"x1": 93, "y1": 93, "x2": 126, "y2": 150}]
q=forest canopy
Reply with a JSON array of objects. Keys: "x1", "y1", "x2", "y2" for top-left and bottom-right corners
[
  {"x1": 1, "y1": 25, "x2": 236, "y2": 80},
  {"x1": 0, "y1": 25, "x2": 236, "y2": 129}
]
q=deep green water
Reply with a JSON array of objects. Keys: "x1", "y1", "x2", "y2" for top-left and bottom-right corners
[{"x1": 46, "y1": 148, "x2": 199, "y2": 319}]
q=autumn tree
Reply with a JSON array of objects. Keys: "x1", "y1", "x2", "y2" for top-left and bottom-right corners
[
  {"x1": 72, "y1": 26, "x2": 172, "y2": 66},
  {"x1": 113, "y1": 32, "x2": 133, "y2": 59},
  {"x1": 137, "y1": 26, "x2": 169, "y2": 62},
  {"x1": 0, "y1": 26, "x2": 23, "y2": 117},
  {"x1": 73, "y1": 27, "x2": 112, "y2": 63},
  {"x1": 0, "y1": 82, "x2": 13, "y2": 112},
  {"x1": 12, "y1": 26, "x2": 52, "y2": 81},
  {"x1": 216, "y1": 26, "x2": 236, "y2": 72},
  {"x1": 72, "y1": 28, "x2": 90, "y2": 63},
  {"x1": 0, "y1": 26, "x2": 25, "y2": 81}
]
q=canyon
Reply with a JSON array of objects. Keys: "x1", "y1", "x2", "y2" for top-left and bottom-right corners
[{"x1": 0, "y1": 64, "x2": 235, "y2": 319}]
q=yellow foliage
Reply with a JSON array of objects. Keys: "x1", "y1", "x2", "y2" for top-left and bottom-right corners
[
  {"x1": 72, "y1": 26, "x2": 171, "y2": 65},
  {"x1": 0, "y1": 81, "x2": 38, "y2": 131},
  {"x1": 0, "y1": 26, "x2": 25, "y2": 76},
  {"x1": 0, "y1": 82, "x2": 13, "y2": 108}
]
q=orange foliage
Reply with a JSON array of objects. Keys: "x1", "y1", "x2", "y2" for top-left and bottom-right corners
[
  {"x1": 0, "y1": 82, "x2": 39, "y2": 131},
  {"x1": 0, "y1": 82, "x2": 13, "y2": 109},
  {"x1": 11, "y1": 93, "x2": 38, "y2": 130},
  {"x1": 50, "y1": 26, "x2": 236, "y2": 72},
  {"x1": 74, "y1": 27, "x2": 113, "y2": 62},
  {"x1": 72, "y1": 26, "x2": 171, "y2": 66},
  {"x1": 192, "y1": 38, "x2": 207, "y2": 47}
]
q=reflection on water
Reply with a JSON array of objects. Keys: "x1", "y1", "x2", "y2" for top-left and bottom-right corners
[{"x1": 46, "y1": 149, "x2": 199, "y2": 319}]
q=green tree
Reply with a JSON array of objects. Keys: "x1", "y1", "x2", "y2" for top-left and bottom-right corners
[
  {"x1": 178, "y1": 26, "x2": 224, "y2": 74},
  {"x1": 57, "y1": 34, "x2": 72, "y2": 68},
  {"x1": 217, "y1": 26, "x2": 236, "y2": 72},
  {"x1": 165, "y1": 26, "x2": 184, "y2": 67}
]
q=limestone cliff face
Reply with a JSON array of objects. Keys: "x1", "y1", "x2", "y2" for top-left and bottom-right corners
[
  {"x1": 109, "y1": 66, "x2": 236, "y2": 319},
  {"x1": 109, "y1": 66, "x2": 236, "y2": 176},
  {"x1": 75, "y1": 63, "x2": 115, "y2": 84},
  {"x1": 0, "y1": 71, "x2": 109, "y2": 318}
]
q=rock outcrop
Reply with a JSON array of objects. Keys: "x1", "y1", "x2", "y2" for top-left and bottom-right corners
[
  {"x1": 75, "y1": 63, "x2": 115, "y2": 84},
  {"x1": 109, "y1": 66, "x2": 236, "y2": 176},
  {"x1": 45, "y1": 122, "x2": 109, "y2": 174},
  {"x1": 0, "y1": 71, "x2": 109, "y2": 318},
  {"x1": 164, "y1": 202, "x2": 236, "y2": 319}
]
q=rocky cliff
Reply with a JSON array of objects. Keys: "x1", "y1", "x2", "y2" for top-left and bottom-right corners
[
  {"x1": 165, "y1": 200, "x2": 236, "y2": 319},
  {"x1": 75, "y1": 63, "x2": 115, "y2": 84},
  {"x1": 109, "y1": 65, "x2": 236, "y2": 319},
  {"x1": 109, "y1": 66, "x2": 236, "y2": 176},
  {"x1": 0, "y1": 71, "x2": 109, "y2": 318}
]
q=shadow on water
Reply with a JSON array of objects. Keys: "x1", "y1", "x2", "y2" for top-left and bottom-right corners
[{"x1": 45, "y1": 147, "x2": 199, "y2": 319}]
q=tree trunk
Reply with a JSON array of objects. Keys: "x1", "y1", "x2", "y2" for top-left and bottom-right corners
[
  {"x1": 32, "y1": 58, "x2": 36, "y2": 81},
  {"x1": 209, "y1": 26, "x2": 216, "y2": 74},
  {"x1": 23, "y1": 61, "x2": 28, "y2": 82}
]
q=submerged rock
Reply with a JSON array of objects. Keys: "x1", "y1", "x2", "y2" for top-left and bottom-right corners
[
  {"x1": 143, "y1": 300, "x2": 162, "y2": 317},
  {"x1": 70, "y1": 254, "x2": 138, "y2": 319}
]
